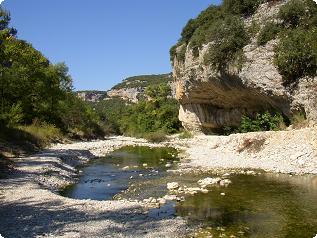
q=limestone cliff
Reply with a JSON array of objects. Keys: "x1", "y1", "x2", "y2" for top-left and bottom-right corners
[
  {"x1": 77, "y1": 91, "x2": 107, "y2": 102},
  {"x1": 172, "y1": 1, "x2": 317, "y2": 133},
  {"x1": 107, "y1": 74, "x2": 176, "y2": 102}
]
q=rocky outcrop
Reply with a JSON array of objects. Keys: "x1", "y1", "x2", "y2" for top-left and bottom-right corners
[
  {"x1": 173, "y1": 1, "x2": 317, "y2": 133},
  {"x1": 107, "y1": 74, "x2": 177, "y2": 103},
  {"x1": 77, "y1": 91, "x2": 107, "y2": 102},
  {"x1": 107, "y1": 87, "x2": 143, "y2": 103}
]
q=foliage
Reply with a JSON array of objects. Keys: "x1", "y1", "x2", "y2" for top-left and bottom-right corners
[
  {"x1": 19, "y1": 122, "x2": 63, "y2": 147},
  {"x1": 290, "y1": 111, "x2": 308, "y2": 129},
  {"x1": 274, "y1": 27, "x2": 317, "y2": 81},
  {"x1": 278, "y1": 0, "x2": 306, "y2": 28},
  {"x1": 170, "y1": 1, "x2": 253, "y2": 70},
  {"x1": 57, "y1": 94, "x2": 106, "y2": 139},
  {"x1": 0, "y1": 6, "x2": 106, "y2": 141},
  {"x1": 273, "y1": 0, "x2": 317, "y2": 81},
  {"x1": 179, "y1": 130, "x2": 193, "y2": 139},
  {"x1": 248, "y1": 20, "x2": 261, "y2": 37},
  {"x1": 204, "y1": 15, "x2": 249, "y2": 70},
  {"x1": 257, "y1": 22, "x2": 281, "y2": 46},
  {"x1": 223, "y1": 0, "x2": 262, "y2": 16},
  {"x1": 120, "y1": 97, "x2": 181, "y2": 137},
  {"x1": 144, "y1": 131, "x2": 167, "y2": 143},
  {"x1": 111, "y1": 74, "x2": 172, "y2": 90},
  {"x1": 92, "y1": 98, "x2": 129, "y2": 134},
  {"x1": 238, "y1": 111, "x2": 285, "y2": 133},
  {"x1": 94, "y1": 84, "x2": 181, "y2": 138}
]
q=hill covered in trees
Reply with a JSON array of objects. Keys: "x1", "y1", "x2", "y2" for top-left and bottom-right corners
[{"x1": 89, "y1": 74, "x2": 181, "y2": 141}]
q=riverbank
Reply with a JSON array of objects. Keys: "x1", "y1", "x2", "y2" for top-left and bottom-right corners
[
  {"x1": 173, "y1": 127, "x2": 317, "y2": 175},
  {"x1": 0, "y1": 136, "x2": 190, "y2": 238},
  {"x1": 1, "y1": 128, "x2": 316, "y2": 237}
]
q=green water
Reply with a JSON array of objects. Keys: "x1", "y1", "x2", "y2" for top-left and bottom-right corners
[
  {"x1": 61, "y1": 146, "x2": 179, "y2": 200},
  {"x1": 61, "y1": 146, "x2": 317, "y2": 238},
  {"x1": 175, "y1": 173, "x2": 317, "y2": 238}
]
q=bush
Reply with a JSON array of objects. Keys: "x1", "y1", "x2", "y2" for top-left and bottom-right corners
[
  {"x1": 248, "y1": 20, "x2": 261, "y2": 37},
  {"x1": 257, "y1": 22, "x2": 281, "y2": 46},
  {"x1": 291, "y1": 111, "x2": 308, "y2": 129},
  {"x1": 238, "y1": 111, "x2": 285, "y2": 133},
  {"x1": 144, "y1": 131, "x2": 167, "y2": 143},
  {"x1": 223, "y1": 0, "x2": 262, "y2": 16},
  {"x1": 274, "y1": 27, "x2": 317, "y2": 81},
  {"x1": 204, "y1": 15, "x2": 249, "y2": 70},
  {"x1": 0, "y1": 102, "x2": 23, "y2": 127},
  {"x1": 278, "y1": 0, "x2": 306, "y2": 28},
  {"x1": 179, "y1": 131, "x2": 193, "y2": 139}
]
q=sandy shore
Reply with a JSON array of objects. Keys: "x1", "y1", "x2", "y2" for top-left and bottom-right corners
[{"x1": 1, "y1": 128, "x2": 317, "y2": 237}]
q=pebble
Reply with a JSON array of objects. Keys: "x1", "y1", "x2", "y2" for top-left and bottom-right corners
[{"x1": 167, "y1": 182, "x2": 180, "y2": 190}]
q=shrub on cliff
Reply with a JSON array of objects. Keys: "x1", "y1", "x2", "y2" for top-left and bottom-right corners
[
  {"x1": 257, "y1": 22, "x2": 281, "y2": 46},
  {"x1": 170, "y1": 0, "x2": 257, "y2": 68},
  {"x1": 204, "y1": 15, "x2": 249, "y2": 70},
  {"x1": 274, "y1": 0, "x2": 317, "y2": 81},
  {"x1": 274, "y1": 27, "x2": 317, "y2": 81}
]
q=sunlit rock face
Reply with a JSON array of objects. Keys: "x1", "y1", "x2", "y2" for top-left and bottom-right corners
[{"x1": 173, "y1": 2, "x2": 317, "y2": 133}]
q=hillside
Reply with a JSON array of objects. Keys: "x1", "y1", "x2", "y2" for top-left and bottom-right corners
[{"x1": 107, "y1": 73, "x2": 175, "y2": 102}]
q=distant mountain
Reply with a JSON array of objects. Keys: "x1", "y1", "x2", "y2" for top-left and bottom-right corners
[{"x1": 77, "y1": 73, "x2": 175, "y2": 103}]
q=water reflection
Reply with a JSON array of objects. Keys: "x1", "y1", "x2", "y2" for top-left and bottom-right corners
[{"x1": 175, "y1": 174, "x2": 317, "y2": 237}]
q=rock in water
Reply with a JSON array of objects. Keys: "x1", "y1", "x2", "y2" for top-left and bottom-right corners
[
  {"x1": 198, "y1": 177, "x2": 221, "y2": 188},
  {"x1": 167, "y1": 182, "x2": 180, "y2": 190}
]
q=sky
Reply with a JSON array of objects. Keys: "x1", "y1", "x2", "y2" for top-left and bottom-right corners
[{"x1": 1, "y1": 0, "x2": 221, "y2": 91}]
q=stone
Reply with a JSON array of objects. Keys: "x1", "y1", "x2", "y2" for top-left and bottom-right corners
[
  {"x1": 246, "y1": 170, "x2": 256, "y2": 175},
  {"x1": 165, "y1": 163, "x2": 172, "y2": 168},
  {"x1": 163, "y1": 194, "x2": 178, "y2": 201},
  {"x1": 157, "y1": 198, "x2": 167, "y2": 205},
  {"x1": 122, "y1": 166, "x2": 130, "y2": 171},
  {"x1": 219, "y1": 179, "x2": 232, "y2": 186},
  {"x1": 167, "y1": 182, "x2": 180, "y2": 190},
  {"x1": 198, "y1": 177, "x2": 221, "y2": 188}
]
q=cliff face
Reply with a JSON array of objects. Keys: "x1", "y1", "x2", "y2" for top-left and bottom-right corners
[
  {"x1": 77, "y1": 91, "x2": 107, "y2": 102},
  {"x1": 173, "y1": 1, "x2": 317, "y2": 133},
  {"x1": 107, "y1": 74, "x2": 176, "y2": 103}
]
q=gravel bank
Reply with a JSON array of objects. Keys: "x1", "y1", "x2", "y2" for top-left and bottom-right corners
[
  {"x1": 175, "y1": 128, "x2": 317, "y2": 175},
  {"x1": 0, "y1": 136, "x2": 190, "y2": 238},
  {"x1": 1, "y1": 129, "x2": 316, "y2": 237}
]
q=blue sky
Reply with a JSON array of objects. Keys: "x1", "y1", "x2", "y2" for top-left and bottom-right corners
[{"x1": 1, "y1": 0, "x2": 221, "y2": 90}]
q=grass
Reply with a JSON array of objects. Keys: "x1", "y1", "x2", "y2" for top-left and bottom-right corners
[
  {"x1": 144, "y1": 131, "x2": 167, "y2": 143},
  {"x1": 291, "y1": 111, "x2": 308, "y2": 129},
  {"x1": 179, "y1": 131, "x2": 194, "y2": 139},
  {"x1": 19, "y1": 123, "x2": 63, "y2": 147},
  {"x1": 0, "y1": 123, "x2": 64, "y2": 159}
]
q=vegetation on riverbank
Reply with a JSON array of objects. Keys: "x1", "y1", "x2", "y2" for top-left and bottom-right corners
[
  {"x1": 92, "y1": 83, "x2": 181, "y2": 139},
  {"x1": 0, "y1": 7, "x2": 107, "y2": 158}
]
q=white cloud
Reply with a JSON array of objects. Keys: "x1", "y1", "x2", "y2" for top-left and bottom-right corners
[{"x1": 0, "y1": 0, "x2": 4, "y2": 4}]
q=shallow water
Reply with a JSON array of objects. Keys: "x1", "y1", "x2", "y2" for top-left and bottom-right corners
[
  {"x1": 60, "y1": 146, "x2": 179, "y2": 200},
  {"x1": 61, "y1": 146, "x2": 317, "y2": 238}
]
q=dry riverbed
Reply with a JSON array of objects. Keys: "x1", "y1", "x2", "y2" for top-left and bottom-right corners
[{"x1": 1, "y1": 128, "x2": 317, "y2": 238}]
